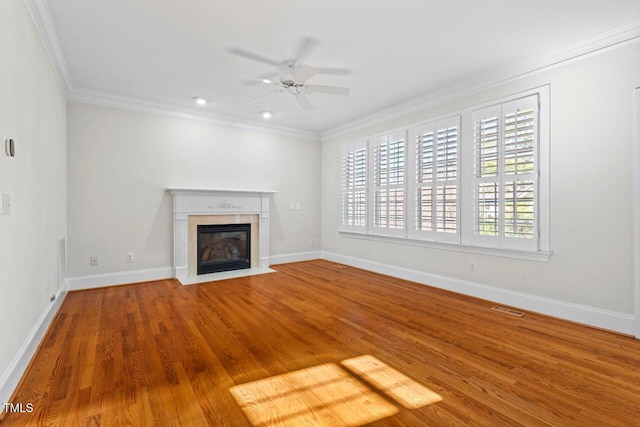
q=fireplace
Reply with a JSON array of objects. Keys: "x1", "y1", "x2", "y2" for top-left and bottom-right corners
[
  {"x1": 168, "y1": 187, "x2": 275, "y2": 285},
  {"x1": 197, "y1": 223, "x2": 251, "y2": 274}
]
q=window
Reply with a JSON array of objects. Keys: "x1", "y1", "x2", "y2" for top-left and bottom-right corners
[
  {"x1": 370, "y1": 131, "x2": 406, "y2": 236},
  {"x1": 410, "y1": 117, "x2": 460, "y2": 243},
  {"x1": 339, "y1": 86, "x2": 549, "y2": 260},
  {"x1": 471, "y1": 94, "x2": 539, "y2": 251},
  {"x1": 341, "y1": 141, "x2": 367, "y2": 232}
]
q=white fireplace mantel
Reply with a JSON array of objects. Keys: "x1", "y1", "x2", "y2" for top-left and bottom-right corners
[{"x1": 168, "y1": 188, "x2": 276, "y2": 284}]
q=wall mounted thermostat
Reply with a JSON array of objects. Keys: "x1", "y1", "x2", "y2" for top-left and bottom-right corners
[{"x1": 4, "y1": 136, "x2": 15, "y2": 157}]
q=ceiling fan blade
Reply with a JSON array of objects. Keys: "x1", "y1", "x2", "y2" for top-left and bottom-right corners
[
  {"x1": 293, "y1": 65, "x2": 317, "y2": 83},
  {"x1": 316, "y1": 67, "x2": 353, "y2": 76},
  {"x1": 250, "y1": 89, "x2": 285, "y2": 102},
  {"x1": 294, "y1": 37, "x2": 318, "y2": 62},
  {"x1": 306, "y1": 85, "x2": 351, "y2": 96},
  {"x1": 297, "y1": 93, "x2": 314, "y2": 111},
  {"x1": 245, "y1": 72, "x2": 279, "y2": 86},
  {"x1": 229, "y1": 48, "x2": 281, "y2": 67},
  {"x1": 243, "y1": 75, "x2": 282, "y2": 87}
]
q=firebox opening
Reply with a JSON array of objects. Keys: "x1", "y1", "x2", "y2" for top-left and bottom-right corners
[{"x1": 197, "y1": 223, "x2": 251, "y2": 275}]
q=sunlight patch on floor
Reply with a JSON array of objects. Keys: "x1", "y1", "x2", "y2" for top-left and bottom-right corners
[
  {"x1": 230, "y1": 356, "x2": 441, "y2": 426},
  {"x1": 341, "y1": 355, "x2": 443, "y2": 409}
]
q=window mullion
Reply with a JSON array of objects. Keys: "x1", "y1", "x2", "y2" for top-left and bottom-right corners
[{"x1": 498, "y1": 105, "x2": 505, "y2": 247}]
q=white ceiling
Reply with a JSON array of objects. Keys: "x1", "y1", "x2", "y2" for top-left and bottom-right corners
[{"x1": 36, "y1": 0, "x2": 640, "y2": 138}]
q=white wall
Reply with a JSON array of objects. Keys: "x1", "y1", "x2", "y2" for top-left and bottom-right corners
[
  {"x1": 0, "y1": 0, "x2": 67, "y2": 398},
  {"x1": 321, "y1": 42, "x2": 640, "y2": 330},
  {"x1": 67, "y1": 102, "x2": 321, "y2": 280},
  {"x1": 2, "y1": 0, "x2": 636, "y2": 410}
]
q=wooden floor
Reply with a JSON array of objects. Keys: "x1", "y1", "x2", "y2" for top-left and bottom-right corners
[{"x1": 2, "y1": 260, "x2": 640, "y2": 426}]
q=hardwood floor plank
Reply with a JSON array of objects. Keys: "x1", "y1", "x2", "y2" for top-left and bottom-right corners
[{"x1": 2, "y1": 259, "x2": 639, "y2": 426}]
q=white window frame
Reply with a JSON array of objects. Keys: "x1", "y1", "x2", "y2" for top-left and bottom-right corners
[
  {"x1": 408, "y1": 116, "x2": 461, "y2": 244},
  {"x1": 369, "y1": 130, "x2": 407, "y2": 237},
  {"x1": 461, "y1": 87, "x2": 550, "y2": 253},
  {"x1": 339, "y1": 86, "x2": 551, "y2": 261},
  {"x1": 340, "y1": 140, "x2": 368, "y2": 233}
]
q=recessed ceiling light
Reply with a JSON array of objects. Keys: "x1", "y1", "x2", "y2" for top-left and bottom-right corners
[
  {"x1": 193, "y1": 96, "x2": 207, "y2": 106},
  {"x1": 261, "y1": 111, "x2": 273, "y2": 119}
]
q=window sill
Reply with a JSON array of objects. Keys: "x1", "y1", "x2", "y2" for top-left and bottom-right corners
[{"x1": 338, "y1": 230, "x2": 552, "y2": 262}]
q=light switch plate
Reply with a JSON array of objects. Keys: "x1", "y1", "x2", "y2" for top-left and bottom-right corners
[{"x1": 1, "y1": 193, "x2": 10, "y2": 215}]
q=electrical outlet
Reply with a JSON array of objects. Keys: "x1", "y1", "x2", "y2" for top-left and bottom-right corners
[
  {"x1": 89, "y1": 256, "x2": 98, "y2": 266},
  {"x1": 470, "y1": 261, "x2": 476, "y2": 272},
  {"x1": 126, "y1": 252, "x2": 134, "y2": 263}
]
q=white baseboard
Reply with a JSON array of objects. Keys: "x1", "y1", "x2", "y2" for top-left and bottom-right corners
[
  {"x1": 0, "y1": 283, "x2": 68, "y2": 411},
  {"x1": 321, "y1": 251, "x2": 637, "y2": 336},
  {"x1": 270, "y1": 251, "x2": 322, "y2": 265},
  {"x1": 67, "y1": 267, "x2": 173, "y2": 290},
  {"x1": 67, "y1": 255, "x2": 327, "y2": 291}
]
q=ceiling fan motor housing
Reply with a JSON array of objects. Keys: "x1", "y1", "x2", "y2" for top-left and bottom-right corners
[{"x1": 280, "y1": 75, "x2": 295, "y2": 85}]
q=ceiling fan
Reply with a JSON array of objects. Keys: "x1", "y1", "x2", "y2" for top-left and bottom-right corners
[{"x1": 229, "y1": 37, "x2": 351, "y2": 110}]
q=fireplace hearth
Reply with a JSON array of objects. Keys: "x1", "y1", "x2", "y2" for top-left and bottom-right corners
[{"x1": 197, "y1": 223, "x2": 251, "y2": 274}]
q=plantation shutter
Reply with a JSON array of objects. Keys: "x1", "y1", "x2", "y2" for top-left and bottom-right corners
[
  {"x1": 340, "y1": 87, "x2": 548, "y2": 257},
  {"x1": 370, "y1": 131, "x2": 406, "y2": 236},
  {"x1": 411, "y1": 116, "x2": 460, "y2": 242},
  {"x1": 340, "y1": 141, "x2": 367, "y2": 232},
  {"x1": 471, "y1": 94, "x2": 539, "y2": 250}
]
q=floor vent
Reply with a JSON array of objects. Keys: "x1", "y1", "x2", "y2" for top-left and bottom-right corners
[{"x1": 491, "y1": 306, "x2": 525, "y2": 317}]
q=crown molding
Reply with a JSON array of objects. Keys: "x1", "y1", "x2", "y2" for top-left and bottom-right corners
[
  {"x1": 23, "y1": 0, "x2": 320, "y2": 142},
  {"x1": 23, "y1": 0, "x2": 639, "y2": 143},
  {"x1": 23, "y1": 0, "x2": 72, "y2": 92},
  {"x1": 67, "y1": 87, "x2": 321, "y2": 141},
  {"x1": 321, "y1": 21, "x2": 640, "y2": 141}
]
